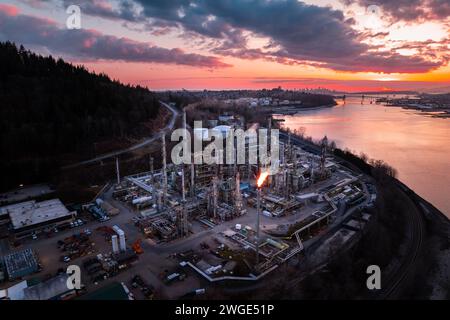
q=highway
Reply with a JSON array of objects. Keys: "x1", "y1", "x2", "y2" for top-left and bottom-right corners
[{"x1": 63, "y1": 101, "x2": 179, "y2": 169}]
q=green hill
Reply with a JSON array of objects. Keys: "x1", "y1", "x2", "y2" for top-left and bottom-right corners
[{"x1": 0, "y1": 42, "x2": 160, "y2": 191}]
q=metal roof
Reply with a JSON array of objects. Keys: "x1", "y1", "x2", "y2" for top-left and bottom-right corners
[{"x1": 1, "y1": 199, "x2": 72, "y2": 230}]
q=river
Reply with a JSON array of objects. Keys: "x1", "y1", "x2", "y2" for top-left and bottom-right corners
[{"x1": 275, "y1": 96, "x2": 450, "y2": 219}]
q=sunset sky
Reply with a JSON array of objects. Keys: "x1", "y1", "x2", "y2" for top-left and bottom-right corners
[{"x1": 1, "y1": 0, "x2": 449, "y2": 91}]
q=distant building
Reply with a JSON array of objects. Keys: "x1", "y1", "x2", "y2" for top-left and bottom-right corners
[
  {"x1": 249, "y1": 98, "x2": 258, "y2": 107},
  {"x1": 0, "y1": 199, "x2": 76, "y2": 238},
  {"x1": 213, "y1": 125, "x2": 232, "y2": 138},
  {"x1": 218, "y1": 114, "x2": 234, "y2": 123},
  {"x1": 0, "y1": 280, "x2": 28, "y2": 300},
  {"x1": 0, "y1": 274, "x2": 76, "y2": 300},
  {"x1": 23, "y1": 274, "x2": 75, "y2": 300},
  {"x1": 258, "y1": 97, "x2": 272, "y2": 106}
]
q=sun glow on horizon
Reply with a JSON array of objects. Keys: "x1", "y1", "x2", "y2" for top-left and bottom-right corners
[{"x1": 2, "y1": 0, "x2": 449, "y2": 91}]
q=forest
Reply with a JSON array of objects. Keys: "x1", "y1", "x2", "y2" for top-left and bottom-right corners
[{"x1": 0, "y1": 42, "x2": 161, "y2": 191}]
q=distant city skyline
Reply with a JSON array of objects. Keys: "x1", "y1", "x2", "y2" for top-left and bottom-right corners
[{"x1": 1, "y1": 0, "x2": 449, "y2": 92}]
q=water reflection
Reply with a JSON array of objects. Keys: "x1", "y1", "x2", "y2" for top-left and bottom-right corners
[{"x1": 276, "y1": 97, "x2": 450, "y2": 218}]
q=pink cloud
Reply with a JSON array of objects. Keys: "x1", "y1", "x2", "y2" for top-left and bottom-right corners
[
  {"x1": 0, "y1": 4, "x2": 20, "y2": 16},
  {"x1": 0, "y1": 9, "x2": 231, "y2": 69}
]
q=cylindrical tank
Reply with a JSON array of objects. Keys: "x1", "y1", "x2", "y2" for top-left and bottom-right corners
[{"x1": 111, "y1": 235, "x2": 119, "y2": 253}]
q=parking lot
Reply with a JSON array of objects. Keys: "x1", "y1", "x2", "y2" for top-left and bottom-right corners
[{"x1": 1, "y1": 187, "x2": 205, "y2": 299}]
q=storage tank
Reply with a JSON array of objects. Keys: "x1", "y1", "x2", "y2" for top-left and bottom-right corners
[
  {"x1": 119, "y1": 233, "x2": 126, "y2": 252},
  {"x1": 111, "y1": 235, "x2": 119, "y2": 253}
]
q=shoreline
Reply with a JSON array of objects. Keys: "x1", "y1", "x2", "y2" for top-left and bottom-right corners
[
  {"x1": 269, "y1": 103, "x2": 336, "y2": 115},
  {"x1": 383, "y1": 104, "x2": 450, "y2": 118},
  {"x1": 279, "y1": 128, "x2": 449, "y2": 222}
]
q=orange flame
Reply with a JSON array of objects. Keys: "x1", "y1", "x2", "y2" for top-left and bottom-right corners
[{"x1": 257, "y1": 171, "x2": 269, "y2": 188}]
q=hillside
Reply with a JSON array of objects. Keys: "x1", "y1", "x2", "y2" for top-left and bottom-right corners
[{"x1": 0, "y1": 42, "x2": 161, "y2": 191}]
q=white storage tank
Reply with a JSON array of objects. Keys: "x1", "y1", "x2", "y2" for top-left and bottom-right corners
[{"x1": 111, "y1": 235, "x2": 119, "y2": 253}]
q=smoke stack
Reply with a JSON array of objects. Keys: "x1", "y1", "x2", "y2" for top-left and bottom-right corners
[
  {"x1": 119, "y1": 230, "x2": 126, "y2": 251},
  {"x1": 190, "y1": 161, "x2": 195, "y2": 197},
  {"x1": 235, "y1": 171, "x2": 243, "y2": 214},
  {"x1": 149, "y1": 156, "x2": 154, "y2": 180},
  {"x1": 181, "y1": 165, "x2": 186, "y2": 202},
  {"x1": 212, "y1": 176, "x2": 218, "y2": 218},
  {"x1": 181, "y1": 110, "x2": 187, "y2": 201},
  {"x1": 256, "y1": 187, "x2": 261, "y2": 267},
  {"x1": 112, "y1": 225, "x2": 126, "y2": 252},
  {"x1": 268, "y1": 117, "x2": 272, "y2": 154},
  {"x1": 162, "y1": 133, "x2": 168, "y2": 204},
  {"x1": 115, "y1": 157, "x2": 120, "y2": 185},
  {"x1": 255, "y1": 171, "x2": 268, "y2": 268},
  {"x1": 287, "y1": 133, "x2": 291, "y2": 161},
  {"x1": 149, "y1": 156, "x2": 156, "y2": 203},
  {"x1": 157, "y1": 190, "x2": 162, "y2": 211}
]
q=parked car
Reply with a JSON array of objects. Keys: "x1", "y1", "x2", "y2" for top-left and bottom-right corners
[
  {"x1": 164, "y1": 272, "x2": 186, "y2": 285},
  {"x1": 131, "y1": 274, "x2": 154, "y2": 299},
  {"x1": 131, "y1": 275, "x2": 146, "y2": 287},
  {"x1": 91, "y1": 271, "x2": 108, "y2": 283}
]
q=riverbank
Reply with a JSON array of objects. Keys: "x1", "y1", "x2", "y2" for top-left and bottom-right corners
[
  {"x1": 301, "y1": 134, "x2": 448, "y2": 299},
  {"x1": 384, "y1": 104, "x2": 450, "y2": 118},
  {"x1": 211, "y1": 130, "x2": 449, "y2": 299},
  {"x1": 380, "y1": 93, "x2": 450, "y2": 118},
  {"x1": 319, "y1": 139, "x2": 450, "y2": 299},
  {"x1": 274, "y1": 97, "x2": 450, "y2": 218},
  {"x1": 270, "y1": 103, "x2": 336, "y2": 115}
]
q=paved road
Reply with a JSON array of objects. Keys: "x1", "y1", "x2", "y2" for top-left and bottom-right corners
[{"x1": 64, "y1": 101, "x2": 179, "y2": 169}]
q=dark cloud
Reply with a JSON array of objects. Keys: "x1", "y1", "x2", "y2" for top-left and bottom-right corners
[
  {"x1": 130, "y1": 0, "x2": 448, "y2": 73},
  {"x1": 13, "y1": 0, "x2": 450, "y2": 73},
  {"x1": 0, "y1": 6, "x2": 230, "y2": 68},
  {"x1": 58, "y1": 0, "x2": 141, "y2": 22},
  {"x1": 316, "y1": 52, "x2": 444, "y2": 73},
  {"x1": 132, "y1": 0, "x2": 367, "y2": 58},
  {"x1": 342, "y1": 0, "x2": 450, "y2": 22}
]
